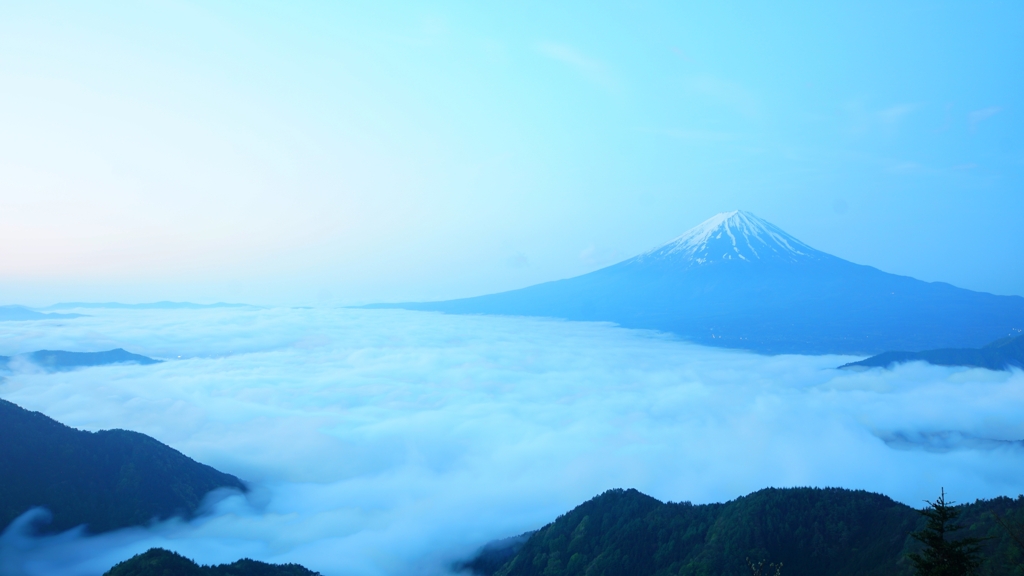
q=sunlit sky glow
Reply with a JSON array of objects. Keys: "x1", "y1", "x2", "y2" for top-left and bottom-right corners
[{"x1": 1, "y1": 1, "x2": 1021, "y2": 305}]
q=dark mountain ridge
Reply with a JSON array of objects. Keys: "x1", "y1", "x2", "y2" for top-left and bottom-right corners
[
  {"x1": 366, "y1": 212, "x2": 1024, "y2": 355},
  {"x1": 465, "y1": 486, "x2": 1024, "y2": 576},
  {"x1": 0, "y1": 348, "x2": 161, "y2": 372},
  {"x1": 841, "y1": 333, "x2": 1024, "y2": 371},
  {"x1": 0, "y1": 399, "x2": 246, "y2": 534},
  {"x1": 103, "y1": 548, "x2": 320, "y2": 576}
]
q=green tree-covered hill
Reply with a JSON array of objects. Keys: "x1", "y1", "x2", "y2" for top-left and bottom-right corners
[
  {"x1": 0, "y1": 399, "x2": 246, "y2": 534},
  {"x1": 103, "y1": 548, "x2": 320, "y2": 576},
  {"x1": 467, "y1": 487, "x2": 1024, "y2": 576}
]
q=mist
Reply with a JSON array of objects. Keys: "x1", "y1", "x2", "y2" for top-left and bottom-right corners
[{"x1": 2, "y1": 306, "x2": 1023, "y2": 575}]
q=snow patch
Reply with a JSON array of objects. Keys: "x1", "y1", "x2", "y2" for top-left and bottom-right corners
[{"x1": 634, "y1": 211, "x2": 824, "y2": 266}]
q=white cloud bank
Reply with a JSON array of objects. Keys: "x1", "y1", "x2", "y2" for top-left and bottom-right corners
[{"x1": 1, "y1": 307, "x2": 1023, "y2": 575}]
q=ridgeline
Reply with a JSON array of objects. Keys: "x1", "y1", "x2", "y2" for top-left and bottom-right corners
[
  {"x1": 841, "y1": 333, "x2": 1024, "y2": 371},
  {"x1": 0, "y1": 399, "x2": 246, "y2": 534},
  {"x1": 464, "y1": 487, "x2": 1024, "y2": 576},
  {"x1": 103, "y1": 548, "x2": 320, "y2": 576}
]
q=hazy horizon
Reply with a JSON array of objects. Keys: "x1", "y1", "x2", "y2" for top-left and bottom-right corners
[{"x1": 6, "y1": 205, "x2": 1024, "y2": 308}]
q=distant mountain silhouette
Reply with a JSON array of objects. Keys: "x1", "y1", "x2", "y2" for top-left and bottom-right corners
[
  {"x1": 0, "y1": 399, "x2": 246, "y2": 534},
  {"x1": 464, "y1": 487, "x2": 1024, "y2": 576},
  {"x1": 44, "y1": 301, "x2": 250, "y2": 310},
  {"x1": 841, "y1": 333, "x2": 1024, "y2": 371},
  {"x1": 366, "y1": 211, "x2": 1024, "y2": 355},
  {"x1": 0, "y1": 305, "x2": 81, "y2": 321},
  {"x1": 29, "y1": 348, "x2": 161, "y2": 370},
  {"x1": 103, "y1": 548, "x2": 320, "y2": 576},
  {"x1": 0, "y1": 349, "x2": 161, "y2": 372}
]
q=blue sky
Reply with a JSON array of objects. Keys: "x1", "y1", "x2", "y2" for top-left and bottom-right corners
[{"x1": 1, "y1": 1, "x2": 1021, "y2": 305}]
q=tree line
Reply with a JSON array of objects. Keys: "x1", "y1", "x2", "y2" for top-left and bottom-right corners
[{"x1": 466, "y1": 486, "x2": 1024, "y2": 576}]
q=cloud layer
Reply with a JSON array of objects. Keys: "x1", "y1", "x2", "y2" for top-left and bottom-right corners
[{"x1": 1, "y1": 307, "x2": 1023, "y2": 575}]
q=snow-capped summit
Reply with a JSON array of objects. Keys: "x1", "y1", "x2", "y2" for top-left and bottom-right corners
[
  {"x1": 633, "y1": 210, "x2": 826, "y2": 267},
  {"x1": 371, "y1": 209, "x2": 1024, "y2": 355}
]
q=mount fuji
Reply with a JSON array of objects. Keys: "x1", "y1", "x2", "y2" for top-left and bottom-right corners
[{"x1": 367, "y1": 211, "x2": 1024, "y2": 355}]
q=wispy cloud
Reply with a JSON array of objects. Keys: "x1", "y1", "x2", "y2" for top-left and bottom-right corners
[
  {"x1": 505, "y1": 252, "x2": 529, "y2": 269},
  {"x1": 969, "y1": 106, "x2": 1002, "y2": 130},
  {"x1": 888, "y1": 161, "x2": 925, "y2": 174},
  {"x1": 878, "y1": 103, "x2": 919, "y2": 124},
  {"x1": 670, "y1": 46, "x2": 695, "y2": 63},
  {"x1": 535, "y1": 42, "x2": 616, "y2": 91},
  {"x1": 659, "y1": 128, "x2": 741, "y2": 142},
  {"x1": 578, "y1": 245, "x2": 627, "y2": 267},
  {"x1": 685, "y1": 76, "x2": 760, "y2": 118},
  {"x1": 842, "y1": 101, "x2": 923, "y2": 134}
]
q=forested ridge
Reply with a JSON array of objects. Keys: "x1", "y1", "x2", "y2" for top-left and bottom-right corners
[
  {"x1": 103, "y1": 548, "x2": 320, "y2": 576},
  {"x1": 0, "y1": 399, "x2": 246, "y2": 534},
  {"x1": 465, "y1": 487, "x2": 1024, "y2": 576},
  {"x1": 841, "y1": 333, "x2": 1024, "y2": 371}
]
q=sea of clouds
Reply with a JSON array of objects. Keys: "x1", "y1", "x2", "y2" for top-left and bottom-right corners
[{"x1": 1, "y1": 306, "x2": 1023, "y2": 575}]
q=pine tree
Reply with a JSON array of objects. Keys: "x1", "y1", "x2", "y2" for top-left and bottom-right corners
[
  {"x1": 992, "y1": 510, "x2": 1024, "y2": 569},
  {"x1": 908, "y1": 489, "x2": 984, "y2": 576},
  {"x1": 746, "y1": 557, "x2": 782, "y2": 576}
]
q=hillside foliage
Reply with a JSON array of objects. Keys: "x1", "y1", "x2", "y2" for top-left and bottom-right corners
[
  {"x1": 466, "y1": 487, "x2": 1024, "y2": 576},
  {"x1": 103, "y1": 548, "x2": 320, "y2": 576},
  {"x1": 0, "y1": 399, "x2": 246, "y2": 534}
]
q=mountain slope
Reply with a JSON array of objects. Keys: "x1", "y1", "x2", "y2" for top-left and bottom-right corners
[
  {"x1": 367, "y1": 211, "x2": 1024, "y2": 355},
  {"x1": 466, "y1": 487, "x2": 1024, "y2": 576},
  {"x1": 0, "y1": 399, "x2": 246, "y2": 534},
  {"x1": 841, "y1": 333, "x2": 1024, "y2": 371}
]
